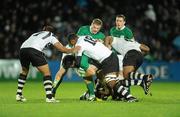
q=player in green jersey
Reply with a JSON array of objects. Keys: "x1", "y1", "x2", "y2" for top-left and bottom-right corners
[
  {"x1": 77, "y1": 18, "x2": 105, "y2": 42},
  {"x1": 64, "y1": 34, "x2": 138, "y2": 102},
  {"x1": 110, "y1": 14, "x2": 134, "y2": 41},
  {"x1": 105, "y1": 15, "x2": 153, "y2": 95},
  {"x1": 52, "y1": 18, "x2": 105, "y2": 101}
]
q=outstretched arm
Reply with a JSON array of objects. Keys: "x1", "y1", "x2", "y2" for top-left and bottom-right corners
[
  {"x1": 140, "y1": 44, "x2": 150, "y2": 55},
  {"x1": 53, "y1": 42, "x2": 80, "y2": 53}
]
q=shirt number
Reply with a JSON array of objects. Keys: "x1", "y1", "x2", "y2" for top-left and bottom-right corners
[{"x1": 84, "y1": 36, "x2": 96, "y2": 46}]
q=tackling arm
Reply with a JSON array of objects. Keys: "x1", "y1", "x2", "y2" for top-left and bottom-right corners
[
  {"x1": 140, "y1": 44, "x2": 150, "y2": 55},
  {"x1": 53, "y1": 42, "x2": 80, "y2": 54}
]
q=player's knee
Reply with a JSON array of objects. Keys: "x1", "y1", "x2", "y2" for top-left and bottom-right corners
[
  {"x1": 41, "y1": 70, "x2": 51, "y2": 76},
  {"x1": 21, "y1": 67, "x2": 29, "y2": 76},
  {"x1": 86, "y1": 68, "x2": 96, "y2": 76}
]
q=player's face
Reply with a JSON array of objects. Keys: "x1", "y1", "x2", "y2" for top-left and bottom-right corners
[
  {"x1": 69, "y1": 39, "x2": 76, "y2": 46},
  {"x1": 116, "y1": 17, "x2": 125, "y2": 29},
  {"x1": 90, "y1": 24, "x2": 101, "y2": 34}
]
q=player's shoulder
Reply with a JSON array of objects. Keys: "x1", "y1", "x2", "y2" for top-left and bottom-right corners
[
  {"x1": 97, "y1": 31, "x2": 105, "y2": 36},
  {"x1": 124, "y1": 26, "x2": 133, "y2": 33},
  {"x1": 77, "y1": 25, "x2": 90, "y2": 35}
]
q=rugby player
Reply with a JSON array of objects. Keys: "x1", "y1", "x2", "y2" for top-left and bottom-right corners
[
  {"x1": 16, "y1": 25, "x2": 80, "y2": 103},
  {"x1": 52, "y1": 18, "x2": 105, "y2": 100},
  {"x1": 66, "y1": 33, "x2": 138, "y2": 102},
  {"x1": 105, "y1": 14, "x2": 153, "y2": 95}
]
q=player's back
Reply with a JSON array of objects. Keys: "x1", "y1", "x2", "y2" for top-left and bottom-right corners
[
  {"x1": 21, "y1": 31, "x2": 58, "y2": 52},
  {"x1": 76, "y1": 36, "x2": 112, "y2": 63},
  {"x1": 112, "y1": 37, "x2": 141, "y2": 56}
]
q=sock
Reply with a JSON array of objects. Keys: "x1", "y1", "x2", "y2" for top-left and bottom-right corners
[
  {"x1": 52, "y1": 77, "x2": 63, "y2": 94},
  {"x1": 121, "y1": 79, "x2": 142, "y2": 87},
  {"x1": 119, "y1": 80, "x2": 131, "y2": 93},
  {"x1": 43, "y1": 76, "x2": 53, "y2": 99},
  {"x1": 86, "y1": 82, "x2": 95, "y2": 96},
  {"x1": 129, "y1": 72, "x2": 146, "y2": 80},
  {"x1": 114, "y1": 83, "x2": 132, "y2": 99},
  {"x1": 128, "y1": 72, "x2": 148, "y2": 85},
  {"x1": 16, "y1": 74, "x2": 27, "y2": 96}
]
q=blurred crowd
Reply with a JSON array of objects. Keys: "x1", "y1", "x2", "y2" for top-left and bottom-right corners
[{"x1": 0, "y1": 0, "x2": 180, "y2": 61}]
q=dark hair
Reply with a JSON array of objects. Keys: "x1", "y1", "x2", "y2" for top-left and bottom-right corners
[
  {"x1": 42, "y1": 25, "x2": 55, "y2": 33},
  {"x1": 62, "y1": 55, "x2": 75, "y2": 69},
  {"x1": 67, "y1": 33, "x2": 78, "y2": 42},
  {"x1": 116, "y1": 14, "x2": 126, "y2": 21}
]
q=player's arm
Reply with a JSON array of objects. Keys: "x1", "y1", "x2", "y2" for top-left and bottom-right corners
[
  {"x1": 104, "y1": 36, "x2": 113, "y2": 49},
  {"x1": 140, "y1": 44, "x2": 150, "y2": 55},
  {"x1": 53, "y1": 42, "x2": 80, "y2": 54}
]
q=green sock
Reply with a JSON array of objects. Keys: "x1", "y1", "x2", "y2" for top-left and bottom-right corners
[{"x1": 86, "y1": 82, "x2": 95, "y2": 96}]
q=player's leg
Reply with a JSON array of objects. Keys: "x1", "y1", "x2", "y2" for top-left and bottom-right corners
[
  {"x1": 104, "y1": 76, "x2": 138, "y2": 102},
  {"x1": 123, "y1": 66, "x2": 143, "y2": 85},
  {"x1": 52, "y1": 66, "x2": 67, "y2": 98},
  {"x1": 37, "y1": 64, "x2": 59, "y2": 102},
  {"x1": 16, "y1": 48, "x2": 30, "y2": 102},
  {"x1": 99, "y1": 52, "x2": 136, "y2": 101},
  {"x1": 123, "y1": 65, "x2": 153, "y2": 94},
  {"x1": 113, "y1": 81, "x2": 138, "y2": 102},
  {"x1": 83, "y1": 77, "x2": 96, "y2": 101},
  {"x1": 26, "y1": 48, "x2": 59, "y2": 102},
  {"x1": 79, "y1": 65, "x2": 97, "y2": 101},
  {"x1": 16, "y1": 67, "x2": 29, "y2": 102},
  {"x1": 122, "y1": 50, "x2": 151, "y2": 93},
  {"x1": 123, "y1": 50, "x2": 154, "y2": 95}
]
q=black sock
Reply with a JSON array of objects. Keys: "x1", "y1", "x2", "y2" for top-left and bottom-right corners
[
  {"x1": 16, "y1": 74, "x2": 27, "y2": 96},
  {"x1": 43, "y1": 76, "x2": 53, "y2": 99},
  {"x1": 52, "y1": 75, "x2": 64, "y2": 95}
]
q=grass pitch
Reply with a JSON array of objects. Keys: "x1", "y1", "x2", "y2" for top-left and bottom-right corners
[{"x1": 0, "y1": 81, "x2": 180, "y2": 117}]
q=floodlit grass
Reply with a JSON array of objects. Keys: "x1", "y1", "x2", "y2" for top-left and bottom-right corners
[{"x1": 0, "y1": 81, "x2": 180, "y2": 117}]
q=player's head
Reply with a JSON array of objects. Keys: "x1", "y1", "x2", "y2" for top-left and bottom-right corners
[
  {"x1": 67, "y1": 33, "x2": 78, "y2": 46},
  {"x1": 62, "y1": 55, "x2": 76, "y2": 69},
  {"x1": 42, "y1": 25, "x2": 55, "y2": 33},
  {"x1": 90, "y1": 18, "x2": 103, "y2": 34},
  {"x1": 95, "y1": 83, "x2": 110, "y2": 100},
  {"x1": 115, "y1": 14, "x2": 126, "y2": 29}
]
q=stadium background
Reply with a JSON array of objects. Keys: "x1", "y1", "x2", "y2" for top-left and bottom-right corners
[
  {"x1": 0, "y1": 0, "x2": 180, "y2": 81},
  {"x1": 0, "y1": 0, "x2": 180, "y2": 117}
]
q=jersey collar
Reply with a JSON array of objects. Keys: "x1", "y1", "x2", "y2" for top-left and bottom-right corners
[{"x1": 116, "y1": 26, "x2": 125, "y2": 30}]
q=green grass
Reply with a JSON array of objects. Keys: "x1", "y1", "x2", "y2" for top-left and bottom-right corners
[{"x1": 0, "y1": 81, "x2": 180, "y2": 117}]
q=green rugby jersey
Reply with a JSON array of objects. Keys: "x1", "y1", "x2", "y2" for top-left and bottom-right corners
[
  {"x1": 110, "y1": 26, "x2": 134, "y2": 41},
  {"x1": 77, "y1": 25, "x2": 105, "y2": 41}
]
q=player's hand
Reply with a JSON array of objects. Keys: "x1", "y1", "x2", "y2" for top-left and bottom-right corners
[
  {"x1": 96, "y1": 39, "x2": 104, "y2": 43},
  {"x1": 72, "y1": 46, "x2": 81, "y2": 53}
]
